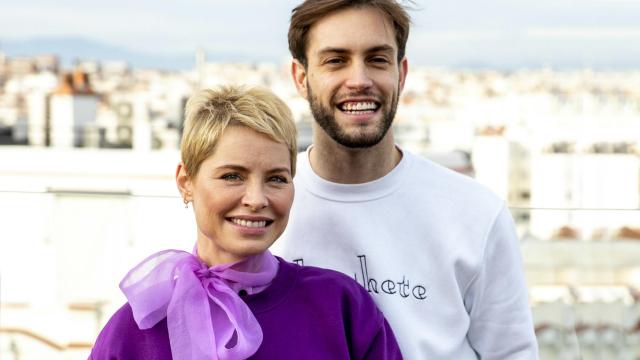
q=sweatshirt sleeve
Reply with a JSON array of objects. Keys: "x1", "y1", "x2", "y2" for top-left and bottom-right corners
[
  {"x1": 343, "y1": 277, "x2": 403, "y2": 360},
  {"x1": 464, "y1": 204, "x2": 539, "y2": 359},
  {"x1": 362, "y1": 317, "x2": 403, "y2": 360}
]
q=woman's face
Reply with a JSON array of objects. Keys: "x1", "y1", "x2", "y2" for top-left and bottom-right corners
[{"x1": 177, "y1": 125, "x2": 294, "y2": 266}]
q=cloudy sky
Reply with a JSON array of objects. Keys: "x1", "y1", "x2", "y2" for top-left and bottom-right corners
[{"x1": 1, "y1": 0, "x2": 639, "y2": 69}]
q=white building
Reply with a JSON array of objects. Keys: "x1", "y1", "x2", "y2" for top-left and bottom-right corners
[
  {"x1": 471, "y1": 126, "x2": 531, "y2": 207},
  {"x1": 0, "y1": 147, "x2": 191, "y2": 359},
  {"x1": 530, "y1": 151, "x2": 640, "y2": 240},
  {"x1": 49, "y1": 71, "x2": 99, "y2": 148}
]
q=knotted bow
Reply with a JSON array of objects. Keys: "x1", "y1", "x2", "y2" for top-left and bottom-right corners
[{"x1": 120, "y1": 249, "x2": 279, "y2": 360}]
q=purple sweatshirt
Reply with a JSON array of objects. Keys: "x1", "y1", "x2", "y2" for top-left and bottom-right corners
[{"x1": 90, "y1": 258, "x2": 402, "y2": 359}]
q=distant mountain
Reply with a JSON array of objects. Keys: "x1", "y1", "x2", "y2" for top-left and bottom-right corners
[
  {"x1": 0, "y1": 37, "x2": 266, "y2": 71},
  {"x1": 1, "y1": 36, "x2": 636, "y2": 71}
]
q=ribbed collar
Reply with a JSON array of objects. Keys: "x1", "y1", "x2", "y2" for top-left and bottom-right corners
[{"x1": 296, "y1": 145, "x2": 412, "y2": 202}]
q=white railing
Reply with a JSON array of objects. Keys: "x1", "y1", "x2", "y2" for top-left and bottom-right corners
[{"x1": 1, "y1": 190, "x2": 639, "y2": 359}]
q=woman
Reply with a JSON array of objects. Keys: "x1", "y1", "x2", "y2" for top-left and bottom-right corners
[{"x1": 89, "y1": 86, "x2": 402, "y2": 359}]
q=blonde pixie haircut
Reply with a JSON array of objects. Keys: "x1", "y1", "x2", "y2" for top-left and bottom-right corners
[{"x1": 181, "y1": 85, "x2": 298, "y2": 177}]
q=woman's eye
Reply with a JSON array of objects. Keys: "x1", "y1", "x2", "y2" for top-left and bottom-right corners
[
  {"x1": 269, "y1": 176, "x2": 288, "y2": 184},
  {"x1": 221, "y1": 173, "x2": 242, "y2": 181}
]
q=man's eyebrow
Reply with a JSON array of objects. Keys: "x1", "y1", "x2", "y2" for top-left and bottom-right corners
[
  {"x1": 316, "y1": 47, "x2": 350, "y2": 56},
  {"x1": 316, "y1": 45, "x2": 395, "y2": 56},
  {"x1": 367, "y1": 45, "x2": 395, "y2": 54}
]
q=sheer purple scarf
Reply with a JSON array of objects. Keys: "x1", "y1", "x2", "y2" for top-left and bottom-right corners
[{"x1": 119, "y1": 249, "x2": 279, "y2": 360}]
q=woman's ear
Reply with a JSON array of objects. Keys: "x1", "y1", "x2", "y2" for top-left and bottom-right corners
[{"x1": 175, "y1": 162, "x2": 192, "y2": 201}]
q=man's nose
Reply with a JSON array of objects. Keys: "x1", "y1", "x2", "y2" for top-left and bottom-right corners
[{"x1": 345, "y1": 62, "x2": 373, "y2": 90}]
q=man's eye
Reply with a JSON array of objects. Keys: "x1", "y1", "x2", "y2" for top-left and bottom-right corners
[
  {"x1": 221, "y1": 173, "x2": 242, "y2": 181},
  {"x1": 371, "y1": 57, "x2": 390, "y2": 64},
  {"x1": 325, "y1": 58, "x2": 345, "y2": 65}
]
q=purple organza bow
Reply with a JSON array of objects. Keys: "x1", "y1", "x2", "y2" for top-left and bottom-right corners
[{"x1": 119, "y1": 249, "x2": 279, "y2": 360}]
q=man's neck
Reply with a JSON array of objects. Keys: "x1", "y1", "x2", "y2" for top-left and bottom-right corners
[{"x1": 309, "y1": 129, "x2": 402, "y2": 184}]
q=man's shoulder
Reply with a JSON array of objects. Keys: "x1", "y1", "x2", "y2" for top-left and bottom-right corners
[{"x1": 406, "y1": 150, "x2": 502, "y2": 205}]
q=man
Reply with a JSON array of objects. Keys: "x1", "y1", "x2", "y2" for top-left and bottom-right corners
[{"x1": 274, "y1": 0, "x2": 539, "y2": 358}]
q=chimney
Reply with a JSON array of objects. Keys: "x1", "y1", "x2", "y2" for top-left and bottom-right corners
[
  {"x1": 53, "y1": 71, "x2": 94, "y2": 95},
  {"x1": 73, "y1": 70, "x2": 93, "y2": 94},
  {"x1": 54, "y1": 73, "x2": 74, "y2": 95}
]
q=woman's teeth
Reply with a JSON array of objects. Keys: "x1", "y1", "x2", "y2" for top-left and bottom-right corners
[{"x1": 232, "y1": 219, "x2": 267, "y2": 228}]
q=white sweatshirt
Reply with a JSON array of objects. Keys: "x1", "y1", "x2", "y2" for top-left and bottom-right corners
[{"x1": 273, "y1": 147, "x2": 539, "y2": 359}]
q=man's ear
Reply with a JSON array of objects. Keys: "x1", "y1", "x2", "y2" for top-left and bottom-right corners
[
  {"x1": 175, "y1": 162, "x2": 192, "y2": 201},
  {"x1": 291, "y1": 59, "x2": 309, "y2": 100},
  {"x1": 398, "y1": 57, "x2": 408, "y2": 93}
]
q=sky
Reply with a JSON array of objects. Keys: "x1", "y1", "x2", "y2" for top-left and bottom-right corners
[{"x1": 1, "y1": 0, "x2": 640, "y2": 69}]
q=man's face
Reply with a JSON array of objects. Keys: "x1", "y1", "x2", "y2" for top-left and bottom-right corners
[{"x1": 292, "y1": 6, "x2": 408, "y2": 148}]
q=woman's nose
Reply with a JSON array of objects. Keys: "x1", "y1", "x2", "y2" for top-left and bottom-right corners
[{"x1": 242, "y1": 183, "x2": 268, "y2": 210}]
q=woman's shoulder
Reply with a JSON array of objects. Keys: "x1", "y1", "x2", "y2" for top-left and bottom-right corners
[
  {"x1": 90, "y1": 303, "x2": 171, "y2": 359},
  {"x1": 279, "y1": 259, "x2": 381, "y2": 311},
  {"x1": 279, "y1": 259, "x2": 362, "y2": 288},
  {"x1": 90, "y1": 304, "x2": 134, "y2": 358},
  {"x1": 270, "y1": 260, "x2": 399, "y2": 359},
  {"x1": 298, "y1": 263, "x2": 360, "y2": 287},
  {"x1": 94, "y1": 303, "x2": 138, "y2": 341}
]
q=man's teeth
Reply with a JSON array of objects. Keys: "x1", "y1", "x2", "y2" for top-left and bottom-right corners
[
  {"x1": 341, "y1": 102, "x2": 377, "y2": 112},
  {"x1": 232, "y1": 219, "x2": 267, "y2": 228}
]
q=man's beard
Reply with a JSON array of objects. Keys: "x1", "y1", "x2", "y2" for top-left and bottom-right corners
[{"x1": 307, "y1": 84, "x2": 399, "y2": 149}]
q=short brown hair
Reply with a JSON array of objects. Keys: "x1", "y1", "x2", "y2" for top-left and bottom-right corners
[
  {"x1": 288, "y1": 0, "x2": 412, "y2": 67},
  {"x1": 181, "y1": 86, "x2": 297, "y2": 177}
]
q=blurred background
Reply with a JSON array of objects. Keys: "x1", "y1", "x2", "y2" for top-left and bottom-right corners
[{"x1": 1, "y1": 0, "x2": 639, "y2": 359}]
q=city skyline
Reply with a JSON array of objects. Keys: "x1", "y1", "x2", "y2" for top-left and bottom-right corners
[
  {"x1": 2, "y1": 5, "x2": 640, "y2": 355},
  {"x1": 2, "y1": 0, "x2": 640, "y2": 70}
]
